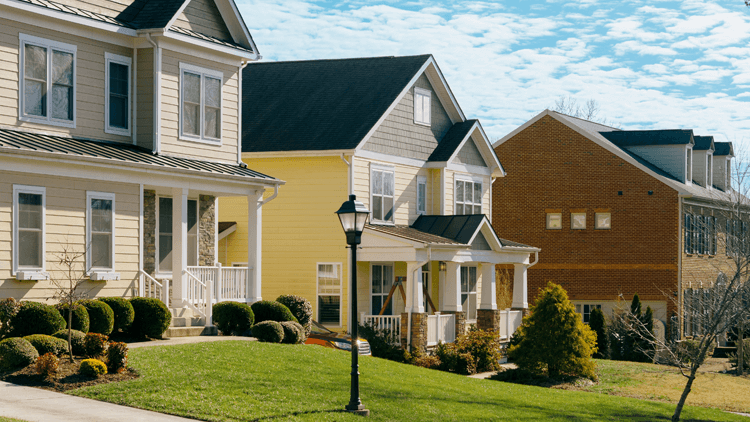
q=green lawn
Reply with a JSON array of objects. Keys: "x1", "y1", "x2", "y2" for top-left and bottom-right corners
[{"x1": 71, "y1": 341, "x2": 746, "y2": 421}]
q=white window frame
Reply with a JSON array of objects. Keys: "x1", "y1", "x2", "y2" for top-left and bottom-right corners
[
  {"x1": 12, "y1": 184, "x2": 47, "y2": 277},
  {"x1": 546, "y1": 213, "x2": 562, "y2": 230},
  {"x1": 595, "y1": 212, "x2": 611, "y2": 230},
  {"x1": 686, "y1": 147, "x2": 693, "y2": 184},
  {"x1": 316, "y1": 262, "x2": 343, "y2": 327},
  {"x1": 86, "y1": 191, "x2": 117, "y2": 275},
  {"x1": 179, "y1": 63, "x2": 223, "y2": 145},
  {"x1": 575, "y1": 303, "x2": 602, "y2": 323},
  {"x1": 19, "y1": 33, "x2": 77, "y2": 128},
  {"x1": 417, "y1": 176, "x2": 427, "y2": 215},
  {"x1": 104, "y1": 53, "x2": 132, "y2": 136},
  {"x1": 370, "y1": 262, "x2": 395, "y2": 315},
  {"x1": 454, "y1": 176, "x2": 482, "y2": 216},
  {"x1": 414, "y1": 87, "x2": 431, "y2": 126},
  {"x1": 461, "y1": 265, "x2": 478, "y2": 322},
  {"x1": 706, "y1": 153, "x2": 713, "y2": 189},
  {"x1": 370, "y1": 164, "x2": 395, "y2": 225},
  {"x1": 571, "y1": 212, "x2": 586, "y2": 230}
]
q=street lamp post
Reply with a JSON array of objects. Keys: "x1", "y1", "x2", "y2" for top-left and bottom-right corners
[{"x1": 335, "y1": 194, "x2": 370, "y2": 417}]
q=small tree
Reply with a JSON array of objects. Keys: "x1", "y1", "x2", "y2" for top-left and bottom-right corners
[
  {"x1": 508, "y1": 282, "x2": 597, "y2": 380},
  {"x1": 589, "y1": 307, "x2": 608, "y2": 359}
]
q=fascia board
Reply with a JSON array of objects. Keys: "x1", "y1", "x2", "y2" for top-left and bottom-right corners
[
  {"x1": 423, "y1": 59, "x2": 465, "y2": 123},
  {"x1": 217, "y1": 224, "x2": 237, "y2": 240},
  {"x1": 492, "y1": 109, "x2": 551, "y2": 148},
  {"x1": 243, "y1": 149, "x2": 356, "y2": 158},
  {"x1": 164, "y1": 0, "x2": 192, "y2": 31},
  {"x1": 159, "y1": 31, "x2": 257, "y2": 60},
  {"x1": 214, "y1": 0, "x2": 259, "y2": 54},
  {"x1": 464, "y1": 217, "x2": 503, "y2": 251},
  {"x1": 0, "y1": 0, "x2": 137, "y2": 37},
  {"x1": 446, "y1": 122, "x2": 505, "y2": 177}
]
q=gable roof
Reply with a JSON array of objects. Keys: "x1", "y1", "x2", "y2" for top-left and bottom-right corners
[
  {"x1": 693, "y1": 136, "x2": 715, "y2": 151},
  {"x1": 714, "y1": 142, "x2": 734, "y2": 157},
  {"x1": 599, "y1": 130, "x2": 695, "y2": 147},
  {"x1": 410, "y1": 214, "x2": 537, "y2": 249},
  {"x1": 119, "y1": 0, "x2": 187, "y2": 29},
  {"x1": 428, "y1": 120, "x2": 477, "y2": 162}
]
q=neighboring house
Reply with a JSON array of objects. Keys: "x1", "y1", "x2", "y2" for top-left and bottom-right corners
[
  {"x1": 219, "y1": 55, "x2": 539, "y2": 351},
  {"x1": 492, "y1": 110, "x2": 735, "y2": 336},
  {"x1": 0, "y1": 0, "x2": 282, "y2": 331}
]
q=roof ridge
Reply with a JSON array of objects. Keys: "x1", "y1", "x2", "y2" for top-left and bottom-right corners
[{"x1": 248, "y1": 54, "x2": 433, "y2": 66}]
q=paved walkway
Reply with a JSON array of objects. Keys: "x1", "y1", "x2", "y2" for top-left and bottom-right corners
[{"x1": 127, "y1": 335, "x2": 256, "y2": 349}]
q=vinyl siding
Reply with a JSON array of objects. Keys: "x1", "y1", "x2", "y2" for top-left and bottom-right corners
[
  {"x1": 172, "y1": 0, "x2": 233, "y2": 41},
  {"x1": 0, "y1": 170, "x2": 140, "y2": 301},
  {"x1": 624, "y1": 144, "x2": 687, "y2": 183},
  {"x1": 446, "y1": 170, "x2": 491, "y2": 217},
  {"x1": 136, "y1": 48, "x2": 154, "y2": 150},
  {"x1": 43, "y1": 0, "x2": 131, "y2": 17},
  {"x1": 454, "y1": 137, "x2": 487, "y2": 167}
]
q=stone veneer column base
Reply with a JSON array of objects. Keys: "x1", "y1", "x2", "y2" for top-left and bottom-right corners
[
  {"x1": 441, "y1": 311, "x2": 467, "y2": 338},
  {"x1": 477, "y1": 309, "x2": 502, "y2": 332},
  {"x1": 400, "y1": 312, "x2": 428, "y2": 352}
]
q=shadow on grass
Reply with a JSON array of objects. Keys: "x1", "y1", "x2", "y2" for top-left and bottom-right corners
[{"x1": 247, "y1": 409, "x2": 347, "y2": 421}]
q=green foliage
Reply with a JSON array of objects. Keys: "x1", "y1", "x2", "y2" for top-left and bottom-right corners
[
  {"x1": 411, "y1": 353, "x2": 441, "y2": 369},
  {"x1": 55, "y1": 303, "x2": 90, "y2": 333},
  {"x1": 251, "y1": 301, "x2": 298, "y2": 325},
  {"x1": 52, "y1": 329, "x2": 86, "y2": 355},
  {"x1": 106, "y1": 341, "x2": 128, "y2": 373},
  {"x1": 35, "y1": 353, "x2": 59, "y2": 378},
  {"x1": 9, "y1": 301, "x2": 66, "y2": 337},
  {"x1": 454, "y1": 326, "x2": 504, "y2": 373},
  {"x1": 610, "y1": 295, "x2": 654, "y2": 362},
  {"x1": 212, "y1": 301, "x2": 255, "y2": 336},
  {"x1": 0, "y1": 337, "x2": 38, "y2": 369},
  {"x1": 280, "y1": 321, "x2": 305, "y2": 344},
  {"x1": 589, "y1": 308, "x2": 608, "y2": 359},
  {"x1": 83, "y1": 332, "x2": 109, "y2": 358},
  {"x1": 676, "y1": 338, "x2": 716, "y2": 364},
  {"x1": 434, "y1": 341, "x2": 477, "y2": 375},
  {"x1": 276, "y1": 295, "x2": 312, "y2": 336},
  {"x1": 78, "y1": 300, "x2": 114, "y2": 336},
  {"x1": 80, "y1": 358, "x2": 107, "y2": 377},
  {"x1": 0, "y1": 298, "x2": 21, "y2": 339},
  {"x1": 98, "y1": 297, "x2": 135, "y2": 333},
  {"x1": 251, "y1": 321, "x2": 284, "y2": 343},
  {"x1": 23, "y1": 334, "x2": 68, "y2": 356},
  {"x1": 357, "y1": 322, "x2": 408, "y2": 363},
  {"x1": 128, "y1": 297, "x2": 171, "y2": 338},
  {"x1": 508, "y1": 282, "x2": 597, "y2": 380}
]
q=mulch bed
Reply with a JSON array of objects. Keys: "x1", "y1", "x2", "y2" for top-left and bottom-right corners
[{"x1": 0, "y1": 357, "x2": 138, "y2": 392}]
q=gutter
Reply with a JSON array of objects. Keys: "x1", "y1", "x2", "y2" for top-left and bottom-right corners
[
  {"x1": 340, "y1": 153, "x2": 353, "y2": 195},
  {"x1": 238, "y1": 60, "x2": 250, "y2": 166},
  {"x1": 259, "y1": 184, "x2": 279, "y2": 206}
]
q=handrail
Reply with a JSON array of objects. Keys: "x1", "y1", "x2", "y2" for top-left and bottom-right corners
[
  {"x1": 183, "y1": 270, "x2": 206, "y2": 287},
  {"x1": 139, "y1": 269, "x2": 169, "y2": 308},
  {"x1": 140, "y1": 269, "x2": 162, "y2": 287}
]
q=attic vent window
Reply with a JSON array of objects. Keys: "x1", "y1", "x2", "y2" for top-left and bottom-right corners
[{"x1": 414, "y1": 87, "x2": 431, "y2": 126}]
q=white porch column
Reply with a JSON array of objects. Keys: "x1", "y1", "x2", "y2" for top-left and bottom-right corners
[
  {"x1": 442, "y1": 262, "x2": 462, "y2": 312},
  {"x1": 512, "y1": 264, "x2": 529, "y2": 309},
  {"x1": 479, "y1": 263, "x2": 497, "y2": 310},
  {"x1": 405, "y1": 262, "x2": 424, "y2": 313},
  {"x1": 247, "y1": 191, "x2": 263, "y2": 303},
  {"x1": 172, "y1": 187, "x2": 188, "y2": 306}
]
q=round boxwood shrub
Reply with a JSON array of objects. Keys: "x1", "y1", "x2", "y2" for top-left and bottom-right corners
[
  {"x1": 252, "y1": 321, "x2": 284, "y2": 343},
  {"x1": 276, "y1": 295, "x2": 312, "y2": 337},
  {"x1": 251, "y1": 301, "x2": 298, "y2": 325},
  {"x1": 77, "y1": 300, "x2": 114, "y2": 336},
  {"x1": 23, "y1": 334, "x2": 68, "y2": 356},
  {"x1": 56, "y1": 303, "x2": 90, "y2": 333},
  {"x1": 80, "y1": 358, "x2": 107, "y2": 378},
  {"x1": 10, "y1": 301, "x2": 66, "y2": 337},
  {"x1": 213, "y1": 301, "x2": 255, "y2": 336},
  {"x1": 52, "y1": 329, "x2": 86, "y2": 356},
  {"x1": 280, "y1": 321, "x2": 304, "y2": 344},
  {"x1": 0, "y1": 337, "x2": 38, "y2": 369},
  {"x1": 97, "y1": 297, "x2": 135, "y2": 333},
  {"x1": 128, "y1": 297, "x2": 171, "y2": 338}
]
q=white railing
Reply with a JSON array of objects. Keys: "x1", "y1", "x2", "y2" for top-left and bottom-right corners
[
  {"x1": 186, "y1": 264, "x2": 251, "y2": 302},
  {"x1": 139, "y1": 270, "x2": 170, "y2": 309},
  {"x1": 184, "y1": 270, "x2": 211, "y2": 322},
  {"x1": 427, "y1": 312, "x2": 456, "y2": 346},
  {"x1": 361, "y1": 313, "x2": 401, "y2": 345},
  {"x1": 498, "y1": 309, "x2": 524, "y2": 340}
]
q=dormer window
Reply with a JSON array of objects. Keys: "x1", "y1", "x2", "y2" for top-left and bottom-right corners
[
  {"x1": 179, "y1": 63, "x2": 222, "y2": 144},
  {"x1": 414, "y1": 87, "x2": 431, "y2": 126},
  {"x1": 686, "y1": 147, "x2": 693, "y2": 184}
]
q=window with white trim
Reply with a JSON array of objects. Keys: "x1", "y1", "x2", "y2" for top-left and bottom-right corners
[
  {"x1": 19, "y1": 34, "x2": 76, "y2": 127},
  {"x1": 87, "y1": 192, "x2": 115, "y2": 271},
  {"x1": 706, "y1": 154, "x2": 713, "y2": 189},
  {"x1": 595, "y1": 212, "x2": 611, "y2": 230},
  {"x1": 371, "y1": 166, "x2": 394, "y2": 224},
  {"x1": 417, "y1": 176, "x2": 426, "y2": 215},
  {"x1": 686, "y1": 147, "x2": 693, "y2": 183},
  {"x1": 157, "y1": 197, "x2": 198, "y2": 273},
  {"x1": 180, "y1": 63, "x2": 222, "y2": 143},
  {"x1": 414, "y1": 87, "x2": 431, "y2": 126},
  {"x1": 105, "y1": 53, "x2": 131, "y2": 136},
  {"x1": 317, "y1": 263, "x2": 342, "y2": 325},
  {"x1": 571, "y1": 212, "x2": 586, "y2": 230},
  {"x1": 546, "y1": 213, "x2": 562, "y2": 229},
  {"x1": 461, "y1": 266, "x2": 477, "y2": 321},
  {"x1": 455, "y1": 179, "x2": 482, "y2": 215},
  {"x1": 575, "y1": 304, "x2": 601, "y2": 323},
  {"x1": 371, "y1": 263, "x2": 394, "y2": 315},
  {"x1": 13, "y1": 185, "x2": 46, "y2": 275}
]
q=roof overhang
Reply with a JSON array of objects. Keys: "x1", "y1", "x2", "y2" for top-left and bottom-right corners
[{"x1": 444, "y1": 121, "x2": 505, "y2": 178}]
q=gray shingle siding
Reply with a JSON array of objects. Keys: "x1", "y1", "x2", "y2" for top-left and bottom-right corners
[{"x1": 455, "y1": 138, "x2": 486, "y2": 167}]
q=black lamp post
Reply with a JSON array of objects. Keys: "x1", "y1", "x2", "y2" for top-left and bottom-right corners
[{"x1": 335, "y1": 194, "x2": 370, "y2": 416}]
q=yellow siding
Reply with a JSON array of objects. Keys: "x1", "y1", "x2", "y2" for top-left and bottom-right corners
[
  {"x1": 0, "y1": 18, "x2": 133, "y2": 143},
  {"x1": 0, "y1": 171, "x2": 140, "y2": 301},
  {"x1": 173, "y1": 0, "x2": 233, "y2": 41}
]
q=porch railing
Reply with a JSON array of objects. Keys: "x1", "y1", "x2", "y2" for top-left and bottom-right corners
[
  {"x1": 360, "y1": 313, "x2": 401, "y2": 345},
  {"x1": 427, "y1": 312, "x2": 456, "y2": 346},
  {"x1": 498, "y1": 309, "x2": 524, "y2": 340},
  {"x1": 139, "y1": 270, "x2": 169, "y2": 309},
  {"x1": 184, "y1": 270, "x2": 211, "y2": 322},
  {"x1": 186, "y1": 264, "x2": 251, "y2": 302}
]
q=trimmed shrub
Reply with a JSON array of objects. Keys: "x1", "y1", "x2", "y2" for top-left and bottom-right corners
[
  {"x1": 52, "y1": 330, "x2": 86, "y2": 356},
  {"x1": 78, "y1": 300, "x2": 114, "y2": 336},
  {"x1": 0, "y1": 298, "x2": 21, "y2": 339},
  {"x1": 411, "y1": 351, "x2": 441, "y2": 369},
  {"x1": 10, "y1": 301, "x2": 66, "y2": 337},
  {"x1": 83, "y1": 332, "x2": 109, "y2": 358},
  {"x1": 106, "y1": 341, "x2": 128, "y2": 373},
  {"x1": 589, "y1": 308, "x2": 608, "y2": 359},
  {"x1": 252, "y1": 321, "x2": 284, "y2": 343},
  {"x1": 280, "y1": 321, "x2": 304, "y2": 344},
  {"x1": 128, "y1": 297, "x2": 171, "y2": 338},
  {"x1": 213, "y1": 302, "x2": 255, "y2": 336},
  {"x1": 35, "y1": 353, "x2": 59, "y2": 379},
  {"x1": 98, "y1": 297, "x2": 135, "y2": 333},
  {"x1": 276, "y1": 295, "x2": 312, "y2": 336},
  {"x1": 251, "y1": 301, "x2": 298, "y2": 325},
  {"x1": 80, "y1": 359, "x2": 107, "y2": 378},
  {"x1": 23, "y1": 334, "x2": 68, "y2": 356},
  {"x1": 358, "y1": 322, "x2": 407, "y2": 363},
  {"x1": 435, "y1": 341, "x2": 477, "y2": 375},
  {"x1": 454, "y1": 326, "x2": 504, "y2": 373},
  {"x1": 56, "y1": 303, "x2": 90, "y2": 333},
  {"x1": 0, "y1": 337, "x2": 38, "y2": 369}
]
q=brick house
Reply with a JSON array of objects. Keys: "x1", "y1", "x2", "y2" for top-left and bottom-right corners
[{"x1": 492, "y1": 110, "x2": 735, "y2": 335}]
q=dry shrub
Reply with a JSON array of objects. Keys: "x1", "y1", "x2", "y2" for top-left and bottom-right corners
[{"x1": 35, "y1": 353, "x2": 59, "y2": 379}]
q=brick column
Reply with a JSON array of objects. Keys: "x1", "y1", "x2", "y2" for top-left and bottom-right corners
[
  {"x1": 400, "y1": 312, "x2": 428, "y2": 352},
  {"x1": 477, "y1": 309, "x2": 502, "y2": 332}
]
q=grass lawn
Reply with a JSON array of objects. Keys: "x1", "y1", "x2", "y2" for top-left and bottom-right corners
[{"x1": 70, "y1": 341, "x2": 747, "y2": 421}]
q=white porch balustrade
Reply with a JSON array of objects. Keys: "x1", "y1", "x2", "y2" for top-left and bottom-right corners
[
  {"x1": 498, "y1": 309, "x2": 524, "y2": 340},
  {"x1": 185, "y1": 265, "x2": 251, "y2": 302},
  {"x1": 360, "y1": 313, "x2": 401, "y2": 345},
  {"x1": 426, "y1": 312, "x2": 456, "y2": 346},
  {"x1": 139, "y1": 270, "x2": 170, "y2": 308}
]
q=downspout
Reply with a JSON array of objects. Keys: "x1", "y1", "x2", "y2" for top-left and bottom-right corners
[
  {"x1": 528, "y1": 251, "x2": 539, "y2": 268},
  {"x1": 132, "y1": 47, "x2": 137, "y2": 145},
  {"x1": 678, "y1": 197, "x2": 683, "y2": 338},
  {"x1": 146, "y1": 34, "x2": 161, "y2": 155},
  {"x1": 138, "y1": 183, "x2": 143, "y2": 297},
  {"x1": 490, "y1": 177, "x2": 496, "y2": 224},
  {"x1": 340, "y1": 153, "x2": 353, "y2": 330},
  {"x1": 340, "y1": 153, "x2": 353, "y2": 195},
  {"x1": 259, "y1": 184, "x2": 279, "y2": 206},
  {"x1": 440, "y1": 167, "x2": 446, "y2": 215},
  {"x1": 237, "y1": 60, "x2": 249, "y2": 166},
  {"x1": 407, "y1": 246, "x2": 431, "y2": 352}
]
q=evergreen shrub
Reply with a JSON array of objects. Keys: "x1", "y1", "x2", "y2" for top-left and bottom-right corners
[
  {"x1": 98, "y1": 298, "x2": 135, "y2": 333},
  {"x1": 52, "y1": 329, "x2": 86, "y2": 356},
  {"x1": 0, "y1": 337, "x2": 38, "y2": 369},
  {"x1": 212, "y1": 301, "x2": 255, "y2": 335},
  {"x1": 251, "y1": 301, "x2": 298, "y2": 325},
  {"x1": 276, "y1": 295, "x2": 313, "y2": 336},
  {"x1": 252, "y1": 321, "x2": 284, "y2": 343},
  {"x1": 128, "y1": 297, "x2": 171, "y2": 338},
  {"x1": 10, "y1": 301, "x2": 66, "y2": 337},
  {"x1": 78, "y1": 300, "x2": 114, "y2": 336},
  {"x1": 56, "y1": 303, "x2": 90, "y2": 333},
  {"x1": 23, "y1": 334, "x2": 67, "y2": 356},
  {"x1": 80, "y1": 358, "x2": 107, "y2": 377}
]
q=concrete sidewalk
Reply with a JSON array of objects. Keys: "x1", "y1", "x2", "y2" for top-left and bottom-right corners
[{"x1": 127, "y1": 335, "x2": 257, "y2": 349}]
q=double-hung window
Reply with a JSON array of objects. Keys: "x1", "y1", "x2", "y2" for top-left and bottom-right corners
[
  {"x1": 414, "y1": 87, "x2": 431, "y2": 126},
  {"x1": 575, "y1": 304, "x2": 602, "y2": 323},
  {"x1": 19, "y1": 34, "x2": 76, "y2": 127},
  {"x1": 13, "y1": 185, "x2": 46, "y2": 278},
  {"x1": 105, "y1": 53, "x2": 131, "y2": 136},
  {"x1": 87, "y1": 192, "x2": 115, "y2": 273},
  {"x1": 317, "y1": 263, "x2": 342, "y2": 325},
  {"x1": 180, "y1": 63, "x2": 222, "y2": 143},
  {"x1": 455, "y1": 179, "x2": 481, "y2": 215},
  {"x1": 461, "y1": 266, "x2": 477, "y2": 321},
  {"x1": 417, "y1": 176, "x2": 426, "y2": 215},
  {"x1": 371, "y1": 165, "x2": 394, "y2": 224},
  {"x1": 371, "y1": 264, "x2": 394, "y2": 315},
  {"x1": 157, "y1": 197, "x2": 198, "y2": 273}
]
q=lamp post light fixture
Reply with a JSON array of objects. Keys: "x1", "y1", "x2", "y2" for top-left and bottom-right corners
[{"x1": 335, "y1": 194, "x2": 370, "y2": 416}]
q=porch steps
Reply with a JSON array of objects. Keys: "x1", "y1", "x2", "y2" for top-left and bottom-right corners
[{"x1": 165, "y1": 308, "x2": 218, "y2": 338}]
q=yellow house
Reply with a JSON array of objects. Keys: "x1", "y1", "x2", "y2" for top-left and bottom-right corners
[
  {"x1": 0, "y1": 0, "x2": 283, "y2": 335},
  {"x1": 220, "y1": 55, "x2": 539, "y2": 350}
]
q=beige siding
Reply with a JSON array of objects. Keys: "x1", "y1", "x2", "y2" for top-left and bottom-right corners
[
  {"x1": 362, "y1": 74, "x2": 453, "y2": 160},
  {"x1": 136, "y1": 48, "x2": 154, "y2": 150},
  {"x1": 159, "y1": 50, "x2": 239, "y2": 163},
  {"x1": 455, "y1": 137, "x2": 487, "y2": 167},
  {"x1": 0, "y1": 18, "x2": 133, "y2": 143},
  {"x1": 0, "y1": 170, "x2": 141, "y2": 301},
  {"x1": 173, "y1": 0, "x2": 233, "y2": 41}
]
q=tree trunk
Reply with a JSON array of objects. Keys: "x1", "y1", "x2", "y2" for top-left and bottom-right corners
[
  {"x1": 672, "y1": 368, "x2": 697, "y2": 421},
  {"x1": 739, "y1": 319, "x2": 745, "y2": 376}
]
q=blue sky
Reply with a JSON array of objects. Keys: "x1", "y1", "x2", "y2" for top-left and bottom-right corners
[{"x1": 236, "y1": 0, "x2": 750, "y2": 148}]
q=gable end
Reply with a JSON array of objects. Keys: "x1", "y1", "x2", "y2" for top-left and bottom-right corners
[{"x1": 172, "y1": 0, "x2": 232, "y2": 41}]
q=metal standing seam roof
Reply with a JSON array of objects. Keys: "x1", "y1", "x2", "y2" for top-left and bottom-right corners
[{"x1": 0, "y1": 129, "x2": 278, "y2": 181}]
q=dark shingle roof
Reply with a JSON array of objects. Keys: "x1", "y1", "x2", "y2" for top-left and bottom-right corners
[
  {"x1": 693, "y1": 136, "x2": 714, "y2": 151},
  {"x1": 600, "y1": 129, "x2": 694, "y2": 146},
  {"x1": 241, "y1": 55, "x2": 432, "y2": 153},
  {"x1": 120, "y1": 0, "x2": 186, "y2": 29},
  {"x1": 428, "y1": 120, "x2": 476, "y2": 162},
  {"x1": 15, "y1": 0, "x2": 135, "y2": 28},
  {"x1": 714, "y1": 142, "x2": 733, "y2": 156},
  {"x1": 218, "y1": 222, "x2": 237, "y2": 233},
  {"x1": 0, "y1": 129, "x2": 277, "y2": 181}
]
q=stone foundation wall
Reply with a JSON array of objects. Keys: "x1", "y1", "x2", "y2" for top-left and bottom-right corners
[
  {"x1": 477, "y1": 309, "x2": 502, "y2": 332},
  {"x1": 199, "y1": 195, "x2": 216, "y2": 266},
  {"x1": 400, "y1": 312, "x2": 428, "y2": 352},
  {"x1": 143, "y1": 190, "x2": 156, "y2": 275}
]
